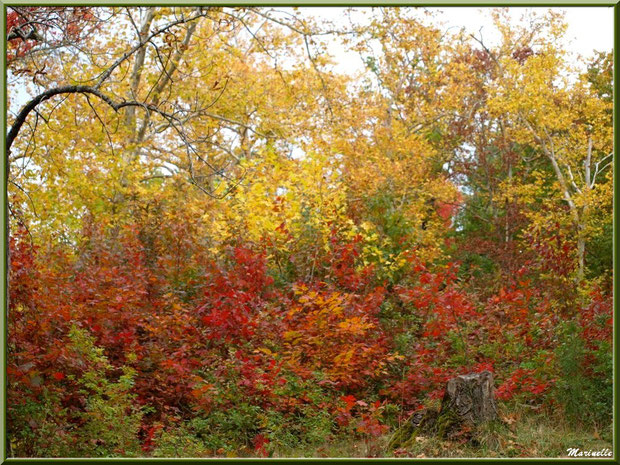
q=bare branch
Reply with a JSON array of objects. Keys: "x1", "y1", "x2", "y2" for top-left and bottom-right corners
[
  {"x1": 591, "y1": 152, "x2": 613, "y2": 187},
  {"x1": 584, "y1": 135, "x2": 592, "y2": 188},
  {"x1": 135, "y1": 11, "x2": 200, "y2": 143},
  {"x1": 469, "y1": 28, "x2": 501, "y2": 71},
  {"x1": 566, "y1": 164, "x2": 582, "y2": 195}
]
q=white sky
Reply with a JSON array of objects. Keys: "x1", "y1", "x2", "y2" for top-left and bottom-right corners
[
  {"x1": 439, "y1": 7, "x2": 613, "y2": 57},
  {"x1": 306, "y1": 6, "x2": 614, "y2": 74}
]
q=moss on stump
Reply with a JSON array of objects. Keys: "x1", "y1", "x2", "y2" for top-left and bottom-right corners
[{"x1": 388, "y1": 371, "x2": 498, "y2": 450}]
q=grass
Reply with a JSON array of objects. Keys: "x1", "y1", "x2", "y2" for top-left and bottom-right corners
[
  {"x1": 388, "y1": 415, "x2": 611, "y2": 458},
  {"x1": 269, "y1": 407, "x2": 613, "y2": 458}
]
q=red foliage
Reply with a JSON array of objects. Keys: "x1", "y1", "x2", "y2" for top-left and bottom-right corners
[
  {"x1": 8, "y1": 216, "x2": 612, "y2": 452},
  {"x1": 197, "y1": 246, "x2": 274, "y2": 343},
  {"x1": 579, "y1": 288, "x2": 612, "y2": 351},
  {"x1": 7, "y1": 7, "x2": 99, "y2": 64},
  {"x1": 524, "y1": 221, "x2": 576, "y2": 277},
  {"x1": 496, "y1": 368, "x2": 550, "y2": 401},
  {"x1": 252, "y1": 433, "x2": 270, "y2": 457}
]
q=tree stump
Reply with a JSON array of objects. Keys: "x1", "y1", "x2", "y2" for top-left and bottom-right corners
[
  {"x1": 388, "y1": 371, "x2": 498, "y2": 450},
  {"x1": 436, "y1": 370, "x2": 498, "y2": 438},
  {"x1": 440, "y1": 371, "x2": 497, "y2": 424}
]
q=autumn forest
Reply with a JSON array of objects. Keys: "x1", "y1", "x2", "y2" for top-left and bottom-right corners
[{"x1": 6, "y1": 6, "x2": 613, "y2": 458}]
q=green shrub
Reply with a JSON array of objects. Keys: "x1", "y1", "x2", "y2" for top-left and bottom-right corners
[
  {"x1": 8, "y1": 389, "x2": 73, "y2": 457},
  {"x1": 554, "y1": 321, "x2": 612, "y2": 428},
  {"x1": 151, "y1": 424, "x2": 209, "y2": 457},
  {"x1": 8, "y1": 326, "x2": 145, "y2": 457}
]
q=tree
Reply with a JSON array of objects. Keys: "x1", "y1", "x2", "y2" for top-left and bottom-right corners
[
  {"x1": 327, "y1": 8, "x2": 467, "y2": 264},
  {"x1": 7, "y1": 7, "x2": 340, "y2": 198},
  {"x1": 484, "y1": 10, "x2": 613, "y2": 281},
  {"x1": 7, "y1": 7, "x2": 101, "y2": 67}
]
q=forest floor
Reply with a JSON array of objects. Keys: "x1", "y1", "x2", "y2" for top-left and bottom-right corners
[{"x1": 267, "y1": 409, "x2": 613, "y2": 458}]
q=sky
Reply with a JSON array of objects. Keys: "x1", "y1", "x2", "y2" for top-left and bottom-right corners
[
  {"x1": 439, "y1": 7, "x2": 613, "y2": 57},
  {"x1": 306, "y1": 6, "x2": 614, "y2": 74},
  {"x1": 8, "y1": 7, "x2": 614, "y2": 116}
]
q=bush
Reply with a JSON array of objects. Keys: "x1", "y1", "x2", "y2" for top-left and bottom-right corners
[
  {"x1": 8, "y1": 326, "x2": 144, "y2": 457},
  {"x1": 65, "y1": 326, "x2": 145, "y2": 457},
  {"x1": 554, "y1": 318, "x2": 612, "y2": 428}
]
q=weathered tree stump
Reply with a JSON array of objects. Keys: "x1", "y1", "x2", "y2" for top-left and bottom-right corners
[
  {"x1": 388, "y1": 371, "x2": 498, "y2": 450},
  {"x1": 441, "y1": 371, "x2": 497, "y2": 424}
]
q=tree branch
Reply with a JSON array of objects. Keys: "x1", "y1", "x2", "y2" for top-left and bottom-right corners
[
  {"x1": 93, "y1": 8, "x2": 210, "y2": 90},
  {"x1": 591, "y1": 152, "x2": 613, "y2": 187}
]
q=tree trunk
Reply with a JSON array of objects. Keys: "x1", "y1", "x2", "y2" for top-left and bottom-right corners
[{"x1": 577, "y1": 230, "x2": 586, "y2": 282}]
